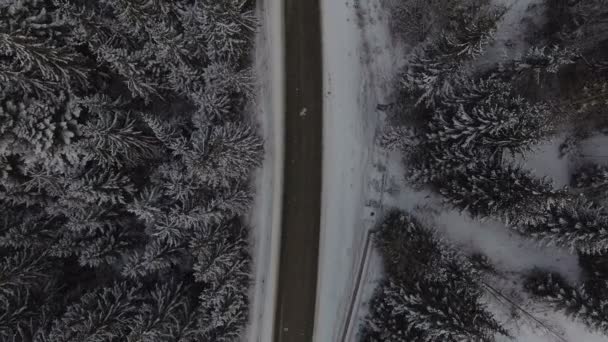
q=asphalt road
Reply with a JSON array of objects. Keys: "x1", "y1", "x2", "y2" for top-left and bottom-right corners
[{"x1": 272, "y1": 0, "x2": 323, "y2": 341}]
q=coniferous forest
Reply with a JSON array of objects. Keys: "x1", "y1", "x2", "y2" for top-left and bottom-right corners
[
  {"x1": 364, "y1": 0, "x2": 608, "y2": 340},
  {"x1": 0, "y1": 0, "x2": 263, "y2": 341}
]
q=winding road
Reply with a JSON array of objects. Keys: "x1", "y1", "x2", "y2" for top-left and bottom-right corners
[{"x1": 272, "y1": 0, "x2": 323, "y2": 341}]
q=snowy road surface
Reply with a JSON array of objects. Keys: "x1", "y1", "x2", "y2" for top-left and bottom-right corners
[{"x1": 272, "y1": 0, "x2": 323, "y2": 341}]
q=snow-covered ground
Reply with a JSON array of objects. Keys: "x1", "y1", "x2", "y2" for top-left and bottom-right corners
[
  {"x1": 245, "y1": 0, "x2": 284, "y2": 341},
  {"x1": 315, "y1": 0, "x2": 407, "y2": 340},
  {"x1": 479, "y1": 0, "x2": 546, "y2": 67},
  {"x1": 318, "y1": 0, "x2": 608, "y2": 341}
]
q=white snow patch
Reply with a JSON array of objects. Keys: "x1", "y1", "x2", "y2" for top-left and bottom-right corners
[
  {"x1": 245, "y1": 0, "x2": 284, "y2": 341},
  {"x1": 483, "y1": 273, "x2": 608, "y2": 342},
  {"x1": 580, "y1": 134, "x2": 608, "y2": 165},
  {"x1": 415, "y1": 208, "x2": 580, "y2": 281},
  {"x1": 497, "y1": 313, "x2": 608, "y2": 342},
  {"x1": 516, "y1": 135, "x2": 573, "y2": 187},
  {"x1": 477, "y1": 0, "x2": 545, "y2": 68},
  {"x1": 315, "y1": 0, "x2": 407, "y2": 340}
]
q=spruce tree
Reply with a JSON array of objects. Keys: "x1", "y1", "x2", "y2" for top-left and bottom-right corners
[
  {"x1": 525, "y1": 270, "x2": 608, "y2": 335},
  {"x1": 126, "y1": 281, "x2": 193, "y2": 342},
  {"x1": 428, "y1": 98, "x2": 550, "y2": 155},
  {"x1": 579, "y1": 251, "x2": 608, "y2": 283},
  {"x1": 436, "y1": 162, "x2": 560, "y2": 220},
  {"x1": 572, "y1": 164, "x2": 608, "y2": 196},
  {"x1": 513, "y1": 46, "x2": 579, "y2": 75},
  {"x1": 362, "y1": 211, "x2": 507, "y2": 341},
  {"x1": 47, "y1": 282, "x2": 142, "y2": 342},
  {"x1": 515, "y1": 197, "x2": 608, "y2": 255},
  {"x1": 405, "y1": 140, "x2": 486, "y2": 187},
  {"x1": 402, "y1": 8, "x2": 502, "y2": 107},
  {"x1": 549, "y1": 0, "x2": 608, "y2": 50}
]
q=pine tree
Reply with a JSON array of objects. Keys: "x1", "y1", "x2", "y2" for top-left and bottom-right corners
[
  {"x1": 78, "y1": 109, "x2": 158, "y2": 168},
  {"x1": 122, "y1": 238, "x2": 184, "y2": 279},
  {"x1": 127, "y1": 280, "x2": 193, "y2": 342},
  {"x1": 402, "y1": 8, "x2": 502, "y2": 107},
  {"x1": 437, "y1": 75, "x2": 510, "y2": 110},
  {"x1": 193, "y1": 219, "x2": 250, "y2": 341},
  {"x1": 562, "y1": 80, "x2": 608, "y2": 120},
  {"x1": 579, "y1": 251, "x2": 608, "y2": 283},
  {"x1": 525, "y1": 270, "x2": 608, "y2": 335},
  {"x1": 550, "y1": 0, "x2": 608, "y2": 50},
  {"x1": 47, "y1": 282, "x2": 142, "y2": 342},
  {"x1": 514, "y1": 46, "x2": 579, "y2": 75},
  {"x1": 360, "y1": 279, "x2": 426, "y2": 342},
  {"x1": 0, "y1": 249, "x2": 59, "y2": 341},
  {"x1": 500, "y1": 45, "x2": 581, "y2": 85},
  {"x1": 362, "y1": 211, "x2": 507, "y2": 341},
  {"x1": 0, "y1": 1, "x2": 262, "y2": 340},
  {"x1": 515, "y1": 197, "x2": 608, "y2": 255},
  {"x1": 0, "y1": 90, "x2": 73, "y2": 156},
  {"x1": 184, "y1": 123, "x2": 264, "y2": 187},
  {"x1": 405, "y1": 140, "x2": 485, "y2": 187},
  {"x1": 54, "y1": 220, "x2": 140, "y2": 268},
  {"x1": 572, "y1": 164, "x2": 608, "y2": 196},
  {"x1": 428, "y1": 98, "x2": 551, "y2": 155},
  {"x1": 189, "y1": 0, "x2": 256, "y2": 62},
  {"x1": 0, "y1": 0, "x2": 90, "y2": 95},
  {"x1": 437, "y1": 162, "x2": 560, "y2": 220}
]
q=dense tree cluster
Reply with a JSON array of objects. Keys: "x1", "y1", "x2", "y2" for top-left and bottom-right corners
[
  {"x1": 371, "y1": 0, "x2": 608, "y2": 339},
  {"x1": 0, "y1": 0, "x2": 262, "y2": 340},
  {"x1": 525, "y1": 270, "x2": 608, "y2": 335},
  {"x1": 360, "y1": 211, "x2": 507, "y2": 342},
  {"x1": 572, "y1": 164, "x2": 608, "y2": 202},
  {"x1": 381, "y1": 0, "x2": 608, "y2": 255}
]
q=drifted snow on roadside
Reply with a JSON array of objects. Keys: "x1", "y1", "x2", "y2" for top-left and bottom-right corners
[
  {"x1": 315, "y1": 0, "x2": 407, "y2": 340},
  {"x1": 244, "y1": 0, "x2": 284, "y2": 341},
  {"x1": 320, "y1": 0, "x2": 608, "y2": 341}
]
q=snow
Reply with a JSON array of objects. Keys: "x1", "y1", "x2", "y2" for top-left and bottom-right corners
[
  {"x1": 243, "y1": 0, "x2": 608, "y2": 340},
  {"x1": 244, "y1": 0, "x2": 284, "y2": 340},
  {"x1": 318, "y1": 0, "x2": 608, "y2": 341},
  {"x1": 479, "y1": 0, "x2": 545, "y2": 67},
  {"x1": 315, "y1": 0, "x2": 407, "y2": 340},
  {"x1": 580, "y1": 134, "x2": 608, "y2": 166},
  {"x1": 434, "y1": 211, "x2": 581, "y2": 280},
  {"x1": 496, "y1": 313, "x2": 608, "y2": 342},
  {"x1": 516, "y1": 135, "x2": 573, "y2": 187}
]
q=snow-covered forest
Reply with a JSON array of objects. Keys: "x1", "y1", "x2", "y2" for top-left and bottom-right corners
[
  {"x1": 363, "y1": 0, "x2": 608, "y2": 340},
  {"x1": 0, "y1": 0, "x2": 263, "y2": 341}
]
